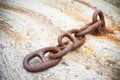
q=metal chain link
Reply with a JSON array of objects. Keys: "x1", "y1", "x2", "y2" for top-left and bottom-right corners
[
  {"x1": 23, "y1": 47, "x2": 62, "y2": 72},
  {"x1": 23, "y1": 10, "x2": 107, "y2": 72}
]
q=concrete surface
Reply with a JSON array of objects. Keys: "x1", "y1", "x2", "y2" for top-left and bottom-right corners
[
  {"x1": 0, "y1": 0, "x2": 120, "y2": 80},
  {"x1": 104, "y1": 0, "x2": 120, "y2": 8}
]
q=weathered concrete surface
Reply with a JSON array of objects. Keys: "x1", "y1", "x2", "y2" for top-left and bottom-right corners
[
  {"x1": 0, "y1": 0, "x2": 120, "y2": 80},
  {"x1": 104, "y1": 0, "x2": 120, "y2": 8}
]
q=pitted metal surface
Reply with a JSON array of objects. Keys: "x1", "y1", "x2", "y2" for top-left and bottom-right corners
[
  {"x1": 23, "y1": 10, "x2": 112, "y2": 72},
  {"x1": 0, "y1": 0, "x2": 120, "y2": 80}
]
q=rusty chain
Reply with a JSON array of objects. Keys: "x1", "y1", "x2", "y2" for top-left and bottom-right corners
[{"x1": 23, "y1": 10, "x2": 107, "y2": 72}]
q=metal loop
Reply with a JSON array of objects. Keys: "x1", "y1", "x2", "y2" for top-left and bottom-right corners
[
  {"x1": 49, "y1": 32, "x2": 75, "y2": 59},
  {"x1": 75, "y1": 20, "x2": 102, "y2": 37},
  {"x1": 58, "y1": 32, "x2": 75, "y2": 47},
  {"x1": 92, "y1": 10, "x2": 105, "y2": 29},
  {"x1": 75, "y1": 22, "x2": 94, "y2": 37},
  {"x1": 68, "y1": 29, "x2": 80, "y2": 37},
  {"x1": 23, "y1": 9, "x2": 107, "y2": 72},
  {"x1": 75, "y1": 10, "x2": 105, "y2": 37},
  {"x1": 72, "y1": 37, "x2": 85, "y2": 49},
  {"x1": 68, "y1": 29, "x2": 85, "y2": 49},
  {"x1": 23, "y1": 47, "x2": 62, "y2": 72},
  {"x1": 49, "y1": 31, "x2": 85, "y2": 59}
]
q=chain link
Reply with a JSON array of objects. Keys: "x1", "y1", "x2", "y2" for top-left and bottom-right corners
[
  {"x1": 23, "y1": 10, "x2": 107, "y2": 72},
  {"x1": 23, "y1": 47, "x2": 62, "y2": 72}
]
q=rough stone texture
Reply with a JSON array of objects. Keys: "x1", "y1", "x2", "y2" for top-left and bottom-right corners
[
  {"x1": 104, "y1": 0, "x2": 120, "y2": 8},
  {"x1": 0, "y1": 0, "x2": 120, "y2": 80}
]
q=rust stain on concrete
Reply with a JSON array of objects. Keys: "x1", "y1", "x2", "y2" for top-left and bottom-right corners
[
  {"x1": 103, "y1": 33, "x2": 119, "y2": 42},
  {"x1": 115, "y1": 25, "x2": 120, "y2": 31},
  {"x1": 95, "y1": 26, "x2": 120, "y2": 42},
  {"x1": 81, "y1": 43, "x2": 94, "y2": 54},
  {"x1": 0, "y1": 3, "x2": 52, "y2": 44},
  {"x1": 62, "y1": 7, "x2": 89, "y2": 23},
  {"x1": 0, "y1": 3, "x2": 28, "y2": 14},
  {"x1": 46, "y1": 0, "x2": 91, "y2": 23}
]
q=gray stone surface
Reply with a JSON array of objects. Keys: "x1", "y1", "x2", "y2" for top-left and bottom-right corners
[
  {"x1": 104, "y1": 0, "x2": 120, "y2": 8},
  {"x1": 0, "y1": 0, "x2": 120, "y2": 80}
]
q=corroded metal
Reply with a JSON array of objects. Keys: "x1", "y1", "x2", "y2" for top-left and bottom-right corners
[
  {"x1": 23, "y1": 10, "x2": 107, "y2": 72},
  {"x1": 23, "y1": 47, "x2": 62, "y2": 72},
  {"x1": 49, "y1": 32, "x2": 75, "y2": 59},
  {"x1": 75, "y1": 20, "x2": 102, "y2": 37}
]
